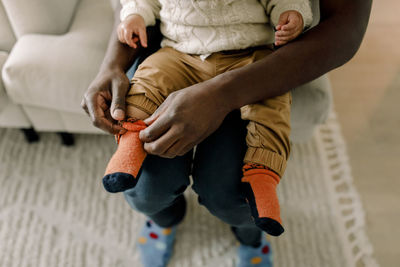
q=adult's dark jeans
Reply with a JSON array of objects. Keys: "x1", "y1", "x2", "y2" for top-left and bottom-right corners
[{"x1": 123, "y1": 31, "x2": 262, "y2": 246}]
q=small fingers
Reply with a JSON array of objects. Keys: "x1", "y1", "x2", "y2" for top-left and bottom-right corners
[
  {"x1": 132, "y1": 36, "x2": 139, "y2": 43},
  {"x1": 277, "y1": 13, "x2": 289, "y2": 29},
  {"x1": 275, "y1": 41, "x2": 286, "y2": 46},
  {"x1": 283, "y1": 15, "x2": 303, "y2": 30},
  {"x1": 275, "y1": 23, "x2": 302, "y2": 45},
  {"x1": 275, "y1": 34, "x2": 297, "y2": 46},
  {"x1": 280, "y1": 22, "x2": 297, "y2": 32},
  {"x1": 123, "y1": 28, "x2": 137, "y2": 48},
  {"x1": 275, "y1": 31, "x2": 291, "y2": 38},
  {"x1": 138, "y1": 27, "x2": 148, "y2": 48},
  {"x1": 275, "y1": 32, "x2": 297, "y2": 41},
  {"x1": 275, "y1": 25, "x2": 299, "y2": 36}
]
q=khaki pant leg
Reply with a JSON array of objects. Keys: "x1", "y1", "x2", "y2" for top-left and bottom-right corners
[
  {"x1": 126, "y1": 47, "x2": 213, "y2": 115},
  {"x1": 240, "y1": 93, "x2": 291, "y2": 177},
  {"x1": 217, "y1": 46, "x2": 291, "y2": 177}
]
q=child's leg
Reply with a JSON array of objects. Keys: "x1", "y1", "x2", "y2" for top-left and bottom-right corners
[
  {"x1": 102, "y1": 47, "x2": 214, "y2": 193},
  {"x1": 240, "y1": 92, "x2": 291, "y2": 236}
]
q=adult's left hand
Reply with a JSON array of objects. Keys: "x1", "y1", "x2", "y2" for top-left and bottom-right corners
[{"x1": 139, "y1": 80, "x2": 232, "y2": 158}]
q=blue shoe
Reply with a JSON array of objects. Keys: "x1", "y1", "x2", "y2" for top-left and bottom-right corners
[
  {"x1": 237, "y1": 234, "x2": 273, "y2": 267},
  {"x1": 137, "y1": 220, "x2": 177, "y2": 267}
]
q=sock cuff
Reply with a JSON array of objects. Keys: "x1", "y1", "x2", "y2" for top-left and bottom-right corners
[
  {"x1": 122, "y1": 120, "x2": 147, "y2": 132},
  {"x1": 242, "y1": 163, "x2": 268, "y2": 173},
  {"x1": 244, "y1": 147, "x2": 287, "y2": 177},
  {"x1": 242, "y1": 168, "x2": 280, "y2": 184},
  {"x1": 115, "y1": 120, "x2": 147, "y2": 144}
]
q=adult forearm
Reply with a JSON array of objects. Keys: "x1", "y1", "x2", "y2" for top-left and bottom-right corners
[
  {"x1": 100, "y1": 4, "x2": 141, "y2": 72},
  {"x1": 216, "y1": 0, "x2": 372, "y2": 110}
]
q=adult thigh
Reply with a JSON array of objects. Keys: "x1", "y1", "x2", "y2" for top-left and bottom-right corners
[
  {"x1": 191, "y1": 110, "x2": 254, "y2": 228},
  {"x1": 124, "y1": 152, "x2": 192, "y2": 215}
]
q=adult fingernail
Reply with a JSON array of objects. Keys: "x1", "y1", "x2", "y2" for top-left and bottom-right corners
[
  {"x1": 113, "y1": 109, "x2": 124, "y2": 119},
  {"x1": 139, "y1": 130, "x2": 146, "y2": 140},
  {"x1": 143, "y1": 117, "x2": 152, "y2": 125}
]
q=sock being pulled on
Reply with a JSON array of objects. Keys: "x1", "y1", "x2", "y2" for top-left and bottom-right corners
[
  {"x1": 241, "y1": 163, "x2": 284, "y2": 236},
  {"x1": 102, "y1": 120, "x2": 147, "y2": 193}
]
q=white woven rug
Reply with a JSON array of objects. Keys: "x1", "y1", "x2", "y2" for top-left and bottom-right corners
[{"x1": 0, "y1": 114, "x2": 378, "y2": 267}]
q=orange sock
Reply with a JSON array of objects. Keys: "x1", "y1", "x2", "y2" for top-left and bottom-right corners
[
  {"x1": 102, "y1": 120, "x2": 147, "y2": 193},
  {"x1": 242, "y1": 163, "x2": 284, "y2": 236}
]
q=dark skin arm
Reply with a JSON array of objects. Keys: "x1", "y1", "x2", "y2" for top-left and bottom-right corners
[
  {"x1": 215, "y1": 0, "x2": 373, "y2": 108},
  {"x1": 139, "y1": 0, "x2": 372, "y2": 158},
  {"x1": 81, "y1": 5, "x2": 159, "y2": 134}
]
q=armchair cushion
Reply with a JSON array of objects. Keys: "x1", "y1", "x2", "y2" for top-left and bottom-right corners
[{"x1": 2, "y1": 0, "x2": 79, "y2": 38}]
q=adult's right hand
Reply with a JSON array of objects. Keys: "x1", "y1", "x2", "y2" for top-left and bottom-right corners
[{"x1": 81, "y1": 67, "x2": 129, "y2": 135}]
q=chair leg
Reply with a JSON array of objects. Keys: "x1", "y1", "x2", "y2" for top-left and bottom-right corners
[
  {"x1": 21, "y1": 127, "x2": 40, "y2": 143},
  {"x1": 58, "y1": 132, "x2": 75, "y2": 146}
]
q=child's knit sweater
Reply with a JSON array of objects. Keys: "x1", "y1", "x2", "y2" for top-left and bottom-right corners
[{"x1": 121, "y1": 0, "x2": 313, "y2": 55}]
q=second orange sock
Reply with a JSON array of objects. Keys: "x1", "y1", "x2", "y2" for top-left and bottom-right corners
[{"x1": 242, "y1": 164, "x2": 284, "y2": 236}]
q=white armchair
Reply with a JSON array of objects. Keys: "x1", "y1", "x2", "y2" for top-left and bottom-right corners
[{"x1": 1, "y1": 0, "x2": 116, "y2": 137}]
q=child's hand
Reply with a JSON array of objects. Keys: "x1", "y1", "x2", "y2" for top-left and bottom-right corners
[
  {"x1": 275, "y1": 10, "x2": 304, "y2": 46},
  {"x1": 117, "y1": 14, "x2": 147, "y2": 49}
]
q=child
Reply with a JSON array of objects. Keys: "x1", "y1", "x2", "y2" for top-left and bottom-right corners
[{"x1": 104, "y1": 0, "x2": 312, "y2": 237}]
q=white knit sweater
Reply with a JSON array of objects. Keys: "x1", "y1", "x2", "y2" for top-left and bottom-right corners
[{"x1": 120, "y1": 0, "x2": 313, "y2": 55}]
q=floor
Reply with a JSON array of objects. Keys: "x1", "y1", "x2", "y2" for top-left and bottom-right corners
[{"x1": 329, "y1": 1, "x2": 400, "y2": 266}]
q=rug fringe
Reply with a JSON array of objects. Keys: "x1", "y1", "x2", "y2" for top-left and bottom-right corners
[{"x1": 317, "y1": 113, "x2": 379, "y2": 267}]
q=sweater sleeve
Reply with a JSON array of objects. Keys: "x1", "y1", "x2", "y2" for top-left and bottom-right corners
[
  {"x1": 261, "y1": 0, "x2": 313, "y2": 29},
  {"x1": 120, "y1": 0, "x2": 161, "y2": 26}
]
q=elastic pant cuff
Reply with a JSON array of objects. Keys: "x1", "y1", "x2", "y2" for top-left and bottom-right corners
[{"x1": 244, "y1": 147, "x2": 287, "y2": 177}]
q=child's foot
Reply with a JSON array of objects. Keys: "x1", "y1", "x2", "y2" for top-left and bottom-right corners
[
  {"x1": 241, "y1": 164, "x2": 284, "y2": 236},
  {"x1": 137, "y1": 220, "x2": 177, "y2": 267},
  {"x1": 102, "y1": 120, "x2": 147, "y2": 193},
  {"x1": 237, "y1": 234, "x2": 273, "y2": 267}
]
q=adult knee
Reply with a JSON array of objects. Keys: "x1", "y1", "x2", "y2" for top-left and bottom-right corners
[
  {"x1": 124, "y1": 187, "x2": 181, "y2": 215},
  {"x1": 197, "y1": 192, "x2": 252, "y2": 227}
]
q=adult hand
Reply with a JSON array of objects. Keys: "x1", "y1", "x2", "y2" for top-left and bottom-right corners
[
  {"x1": 81, "y1": 67, "x2": 129, "y2": 135},
  {"x1": 139, "y1": 80, "x2": 232, "y2": 158}
]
